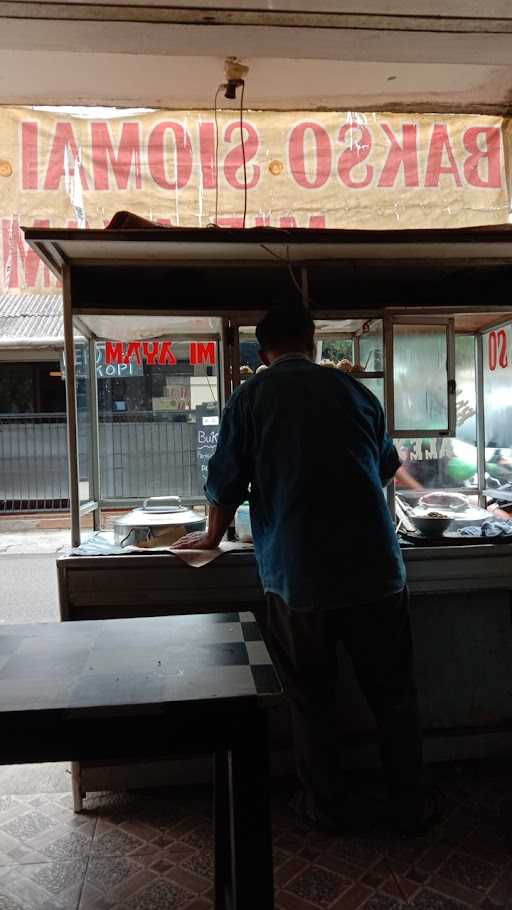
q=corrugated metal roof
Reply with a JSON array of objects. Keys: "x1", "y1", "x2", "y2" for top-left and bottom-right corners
[{"x1": 0, "y1": 293, "x2": 63, "y2": 346}]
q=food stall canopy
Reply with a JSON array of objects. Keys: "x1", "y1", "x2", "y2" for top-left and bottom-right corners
[
  {"x1": 23, "y1": 225, "x2": 512, "y2": 267},
  {"x1": 23, "y1": 225, "x2": 512, "y2": 314},
  {"x1": 77, "y1": 314, "x2": 222, "y2": 341}
]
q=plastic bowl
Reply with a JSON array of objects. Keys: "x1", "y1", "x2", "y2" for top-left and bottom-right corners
[{"x1": 410, "y1": 514, "x2": 452, "y2": 536}]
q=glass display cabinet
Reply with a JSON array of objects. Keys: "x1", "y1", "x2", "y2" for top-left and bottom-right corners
[
  {"x1": 23, "y1": 224, "x2": 512, "y2": 549},
  {"x1": 23, "y1": 225, "x2": 512, "y2": 805}
]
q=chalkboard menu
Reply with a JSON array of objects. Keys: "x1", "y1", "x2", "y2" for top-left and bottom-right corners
[{"x1": 196, "y1": 405, "x2": 219, "y2": 489}]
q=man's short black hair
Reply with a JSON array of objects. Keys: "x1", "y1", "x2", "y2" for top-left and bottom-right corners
[{"x1": 256, "y1": 304, "x2": 315, "y2": 352}]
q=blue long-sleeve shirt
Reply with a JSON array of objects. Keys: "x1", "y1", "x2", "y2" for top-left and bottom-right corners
[{"x1": 205, "y1": 356, "x2": 406, "y2": 609}]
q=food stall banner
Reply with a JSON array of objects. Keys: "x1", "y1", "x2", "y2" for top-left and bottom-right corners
[{"x1": 1, "y1": 106, "x2": 510, "y2": 294}]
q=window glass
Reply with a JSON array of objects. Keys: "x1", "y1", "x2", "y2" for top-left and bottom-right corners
[
  {"x1": 96, "y1": 336, "x2": 220, "y2": 500},
  {"x1": 358, "y1": 378, "x2": 384, "y2": 408},
  {"x1": 238, "y1": 322, "x2": 383, "y2": 393},
  {"x1": 239, "y1": 327, "x2": 354, "y2": 375},
  {"x1": 483, "y1": 323, "x2": 512, "y2": 497},
  {"x1": 395, "y1": 335, "x2": 477, "y2": 498},
  {"x1": 35, "y1": 363, "x2": 66, "y2": 413},
  {"x1": 239, "y1": 337, "x2": 262, "y2": 379},
  {"x1": 393, "y1": 324, "x2": 449, "y2": 433},
  {"x1": 318, "y1": 338, "x2": 353, "y2": 367},
  {"x1": 0, "y1": 364, "x2": 34, "y2": 413},
  {"x1": 359, "y1": 321, "x2": 383, "y2": 372}
]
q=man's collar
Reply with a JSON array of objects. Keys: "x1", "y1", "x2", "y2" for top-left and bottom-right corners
[{"x1": 269, "y1": 352, "x2": 312, "y2": 367}]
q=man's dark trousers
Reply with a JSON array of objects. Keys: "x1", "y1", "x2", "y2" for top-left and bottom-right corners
[{"x1": 263, "y1": 588, "x2": 423, "y2": 814}]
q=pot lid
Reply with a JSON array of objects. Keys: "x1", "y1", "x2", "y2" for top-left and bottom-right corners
[{"x1": 113, "y1": 507, "x2": 204, "y2": 528}]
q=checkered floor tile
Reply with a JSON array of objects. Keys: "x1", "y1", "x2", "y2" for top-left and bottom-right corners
[{"x1": 0, "y1": 760, "x2": 510, "y2": 909}]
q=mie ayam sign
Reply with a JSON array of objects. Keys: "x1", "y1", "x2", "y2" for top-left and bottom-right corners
[
  {"x1": 1, "y1": 106, "x2": 510, "y2": 293},
  {"x1": 105, "y1": 340, "x2": 217, "y2": 367}
]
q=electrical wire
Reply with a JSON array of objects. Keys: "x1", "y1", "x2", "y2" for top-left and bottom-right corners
[
  {"x1": 259, "y1": 243, "x2": 304, "y2": 300},
  {"x1": 287, "y1": 258, "x2": 304, "y2": 300},
  {"x1": 213, "y1": 85, "x2": 223, "y2": 227},
  {"x1": 259, "y1": 243, "x2": 282, "y2": 261},
  {"x1": 240, "y1": 80, "x2": 247, "y2": 229},
  {"x1": 205, "y1": 373, "x2": 217, "y2": 402},
  {"x1": 211, "y1": 80, "x2": 247, "y2": 228}
]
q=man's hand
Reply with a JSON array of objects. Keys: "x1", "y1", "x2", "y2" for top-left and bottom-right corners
[
  {"x1": 173, "y1": 503, "x2": 238, "y2": 550},
  {"x1": 172, "y1": 532, "x2": 220, "y2": 550},
  {"x1": 395, "y1": 464, "x2": 423, "y2": 491}
]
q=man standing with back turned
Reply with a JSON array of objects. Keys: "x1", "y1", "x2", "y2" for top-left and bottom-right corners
[{"x1": 175, "y1": 304, "x2": 426, "y2": 834}]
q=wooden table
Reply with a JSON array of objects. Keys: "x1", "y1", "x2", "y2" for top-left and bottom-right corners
[{"x1": 0, "y1": 611, "x2": 282, "y2": 910}]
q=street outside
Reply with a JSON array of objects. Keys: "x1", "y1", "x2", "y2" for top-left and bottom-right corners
[{"x1": 0, "y1": 527, "x2": 68, "y2": 623}]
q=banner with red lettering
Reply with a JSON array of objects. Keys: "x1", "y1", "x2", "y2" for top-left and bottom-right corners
[{"x1": 0, "y1": 106, "x2": 510, "y2": 293}]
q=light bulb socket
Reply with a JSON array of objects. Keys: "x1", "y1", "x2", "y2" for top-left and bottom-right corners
[{"x1": 224, "y1": 79, "x2": 243, "y2": 100}]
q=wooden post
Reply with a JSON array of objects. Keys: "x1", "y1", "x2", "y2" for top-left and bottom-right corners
[
  {"x1": 220, "y1": 318, "x2": 233, "y2": 405},
  {"x1": 62, "y1": 266, "x2": 81, "y2": 548}
]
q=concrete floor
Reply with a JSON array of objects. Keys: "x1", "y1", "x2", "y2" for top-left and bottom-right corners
[
  {"x1": 0, "y1": 528, "x2": 70, "y2": 557},
  {"x1": 0, "y1": 526, "x2": 65, "y2": 623},
  {"x1": 0, "y1": 555, "x2": 60, "y2": 624}
]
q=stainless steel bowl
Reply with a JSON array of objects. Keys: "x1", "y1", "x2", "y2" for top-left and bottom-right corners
[{"x1": 410, "y1": 514, "x2": 452, "y2": 537}]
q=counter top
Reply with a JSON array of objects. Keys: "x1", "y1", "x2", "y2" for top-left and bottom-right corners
[
  {"x1": 56, "y1": 542, "x2": 512, "y2": 597},
  {"x1": 57, "y1": 539, "x2": 512, "y2": 563}
]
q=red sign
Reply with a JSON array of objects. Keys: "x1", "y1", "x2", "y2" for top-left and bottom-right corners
[
  {"x1": 105, "y1": 340, "x2": 216, "y2": 367},
  {"x1": 488, "y1": 330, "x2": 508, "y2": 371}
]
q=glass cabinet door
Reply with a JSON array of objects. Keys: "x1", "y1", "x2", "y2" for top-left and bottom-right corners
[{"x1": 387, "y1": 318, "x2": 456, "y2": 437}]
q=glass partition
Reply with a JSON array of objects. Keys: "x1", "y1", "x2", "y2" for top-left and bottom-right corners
[
  {"x1": 395, "y1": 335, "x2": 486, "y2": 524},
  {"x1": 239, "y1": 332, "x2": 261, "y2": 380},
  {"x1": 316, "y1": 337, "x2": 353, "y2": 366},
  {"x1": 358, "y1": 378, "x2": 384, "y2": 408},
  {"x1": 238, "y1": 319, "x2": 386, "y2": 389},
  {"x1": 395, "y1": 335, "x2": 478, "y2": 508},
  {"x1": 359, "y1": 320, "x2": 383, "y2": 372},
  {"x1": 482, "y1": 322, "x2": 512, "y2": 498},
  {"x1": 391, "y1": 322, "x2": 454, "y2": 436},
  {"x1": 88, "y1": 325, "x2": 221, "y2": 503}
]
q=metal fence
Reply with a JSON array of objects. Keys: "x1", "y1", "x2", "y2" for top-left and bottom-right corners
[
  {"x1": 0, "y1": 413, "x2": 69, "y2": 511},
  {"x1": 98, "y1": 413, "x2": 203, "y2": 500},
  {"x1": 0, "y1": 411, "x2": 204, "y2": 512}
]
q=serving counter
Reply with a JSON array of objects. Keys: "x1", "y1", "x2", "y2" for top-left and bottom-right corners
[
  {"x1": 57, "y1": 542, "x2": 512, "y2": 619},
  {"x1": 57, "y1": 543, "x2": 512, "y2": 809}
]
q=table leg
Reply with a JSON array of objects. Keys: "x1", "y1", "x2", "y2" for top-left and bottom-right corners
[
  {"x1": 71, "y1": 761, "x2": 84, "y2": 813},
  {"x1": 228, "y1": 709, "x2": 274, "y2": 909},
  {"x1": 214, "y1": 748, "x2": 233, "y2": 910}
]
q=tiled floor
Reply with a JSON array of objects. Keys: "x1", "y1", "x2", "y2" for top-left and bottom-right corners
[{"x1": 0, "y1": 760, "x2": 510, "y2": 910}]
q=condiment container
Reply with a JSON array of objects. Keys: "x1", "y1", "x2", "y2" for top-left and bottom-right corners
[{"x1": 235, "y1": 503, "x2": 253, "y2": 542}]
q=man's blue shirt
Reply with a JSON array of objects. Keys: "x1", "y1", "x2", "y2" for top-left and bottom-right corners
[{"x1": 205, "y1": 356, "x2": 406, "y2": 609}]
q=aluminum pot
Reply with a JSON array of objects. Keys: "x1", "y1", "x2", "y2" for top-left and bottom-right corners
[{"x1": 113, "y1": 498, "x2": 206, "y2": 547}]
